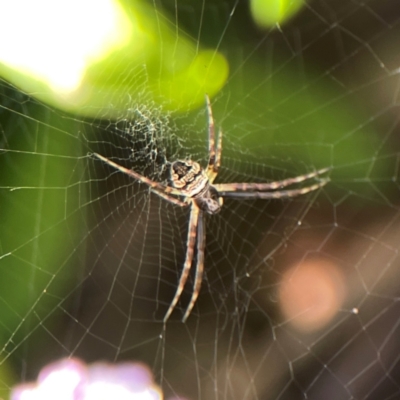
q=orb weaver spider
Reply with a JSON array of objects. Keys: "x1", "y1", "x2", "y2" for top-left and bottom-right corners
[{"x1": 93, "y1": 95, "x2": 329, "y2": 322}]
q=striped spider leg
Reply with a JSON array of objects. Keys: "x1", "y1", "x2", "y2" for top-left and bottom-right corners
[{"x1": 93, "y1": 95, "x2": 330, "y2": 323}]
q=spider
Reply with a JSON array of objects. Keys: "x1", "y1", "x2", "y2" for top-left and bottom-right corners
[{"x1": 93, "y1": 95, "x2": 330, "y2": 323}]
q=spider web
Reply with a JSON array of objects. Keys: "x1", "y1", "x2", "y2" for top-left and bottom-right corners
[{"x1": 1, "y1": 1, "x2": 400, "y2": 399}]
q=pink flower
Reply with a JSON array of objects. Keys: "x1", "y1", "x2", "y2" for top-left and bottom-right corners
[{"x1": 11, "y1": 358, "x2": 162, "y2": 400}]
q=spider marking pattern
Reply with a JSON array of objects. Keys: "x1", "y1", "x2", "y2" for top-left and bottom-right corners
[{"x1": 93, "y1": 95, "x2": 330, "y2": 323}]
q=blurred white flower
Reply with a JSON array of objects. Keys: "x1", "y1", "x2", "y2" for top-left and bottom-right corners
[{"x1": 11, "y1": 358, "x2": 162, "y2": 400}]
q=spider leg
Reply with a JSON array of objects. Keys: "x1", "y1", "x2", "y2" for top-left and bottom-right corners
[
  {"x1": 151, "y1": 188, "x2": 189, "y2": 207},
  {"x1": 215, "y1": 127, "x2": 223, "y2": 173},
  {"x1": 205, "y1": 94, "x2": 222, "y2": 183},
  {"x1": 214, "y1": 167, "x2": 330, "y2": 193},
  {"x1": 208, "y1": 127, "x2": 223, "y2": 184},
  {"x1": 164, "y1": 202, "x2": 200, "y2": 322},
  {"x1": 92, "y1": 152, "x2": 181, "y2": 196},
  {"x1": 219, "y1": 179, "x2": 329, "y2": 199},
  {"x1": 182, "y1": 210, "x2": 205, "y2": 322},
  {"x1": 205, "y1": 94, "x2": 216, "y2": 173}
]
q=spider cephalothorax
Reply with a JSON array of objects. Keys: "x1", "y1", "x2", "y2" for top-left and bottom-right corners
[
  {"x1": 194, "y1": 185, "x2": 222, "y2": 215},
  {"x1": 93, "y1": 95, "x2": 330, "y2": 322}
]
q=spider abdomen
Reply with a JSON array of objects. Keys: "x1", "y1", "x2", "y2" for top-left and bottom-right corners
[{"x1": 170, "y1": 160, "x2": 209, "y2": 197}]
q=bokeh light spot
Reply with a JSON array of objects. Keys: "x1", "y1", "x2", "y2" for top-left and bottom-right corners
[{"x1": 279, "y1": 259, "x2": 346, "y2": 333}]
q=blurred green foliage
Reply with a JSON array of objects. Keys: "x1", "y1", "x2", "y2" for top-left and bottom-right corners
[
  {"x1": 0, "y1": 0, "x2": 228, "y2": 117},
  {"x1": 0, "y1": 99, "x2": 82, "y2": 376},
  {"x1": 250, "y1": 0, "x2": 305, "y2": 28}
]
